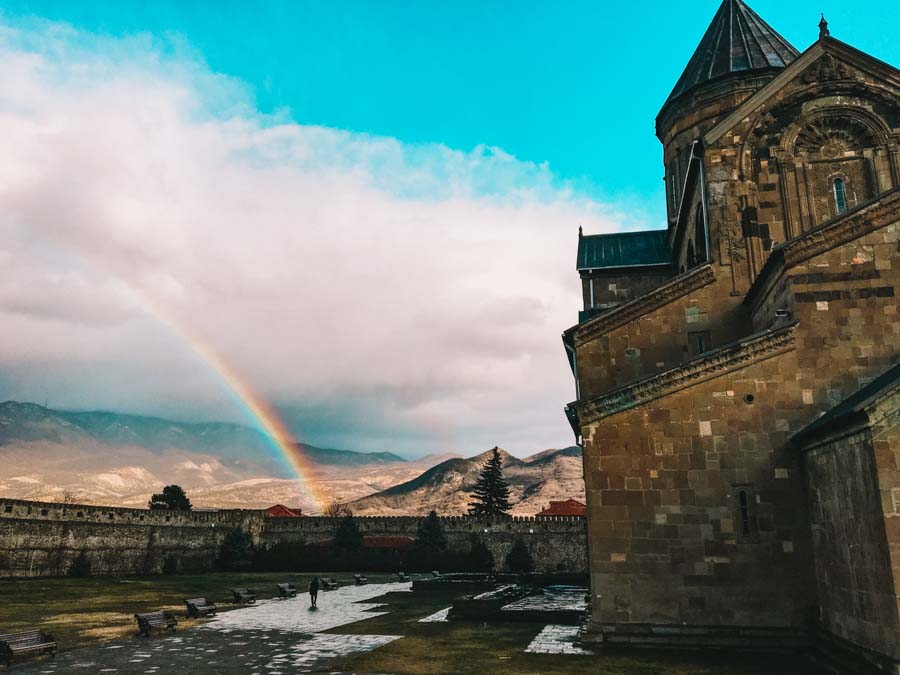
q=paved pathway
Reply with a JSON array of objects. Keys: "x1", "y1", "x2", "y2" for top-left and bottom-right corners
[{"x1": 11, "y1": 582, "x2": 410, "y2": 674}]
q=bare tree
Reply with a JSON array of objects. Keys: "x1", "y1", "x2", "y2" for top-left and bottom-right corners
[{"x1": 323, "y1": 499, "x2": 352, "y2": 519}]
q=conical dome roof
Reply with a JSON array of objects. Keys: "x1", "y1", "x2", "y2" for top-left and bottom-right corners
[{"x1": 663, "y1": 0, "x2": 799, "y2": 109}]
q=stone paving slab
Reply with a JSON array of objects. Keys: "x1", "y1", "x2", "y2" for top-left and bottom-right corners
[
  {"x1": 525, "y1": 624, "x2": 594, "y2": 655},
  {"x1": 502, "y1": 591, "x2": 587, "y2": 614},
  {"x1": 418, "y1": 606, "x2": 451, "y2": 622}
]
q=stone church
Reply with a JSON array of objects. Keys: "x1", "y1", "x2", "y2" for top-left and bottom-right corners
[{"x1": 562, "y1": 1, "x2": 899, "y2": 671}]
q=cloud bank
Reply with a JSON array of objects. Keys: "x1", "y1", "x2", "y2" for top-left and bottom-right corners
[{"x1": 0, "y1": 19, "x2": 648, "y2": 457}]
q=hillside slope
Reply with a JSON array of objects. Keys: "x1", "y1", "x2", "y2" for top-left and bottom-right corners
[{"x1": 350, "y1": 446, "x2": 584, "y2": 516}]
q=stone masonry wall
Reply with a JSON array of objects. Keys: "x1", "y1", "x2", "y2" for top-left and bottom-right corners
[
  {"x1": 581, "y1": 347, "x2": 816, "y2": 630},
  {"x1": 0, "y1": 498, "x2": 587, "y2": 577},
  {"x1": 802, "y1": 422, "x2": 900, "y2": 662}
]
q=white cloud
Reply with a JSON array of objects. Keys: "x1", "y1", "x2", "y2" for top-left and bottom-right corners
[{"x1": 0, "y1": 19, "x2": 646, "y2": 456}]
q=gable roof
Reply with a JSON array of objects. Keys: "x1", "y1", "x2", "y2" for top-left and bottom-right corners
[
  {"x1": 577, "y1": 230, "x2": 670, "y2": 271},
  {"x1": 662, "y1": 0, "x2": 799, "y2": 112},
  {"x1": 265, "y1": 504, "x2": 302, "y2": 517},
  {"x1": 793, "y1": 362, "x2": 900, "y2": 446},
  {"x1": 704, "y1": 37, "x2": 900, "y2": 146},
  {"x1": 536, "y1": 499, "x2": 586, "y2": 517}
]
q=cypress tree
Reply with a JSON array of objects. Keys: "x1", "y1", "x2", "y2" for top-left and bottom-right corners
[
  {"x1": 415, "y1": 510, "x2": 447, "y2": 552},
  {"x1": 467, "y1": 447, "x2": 512, "y2": 517}
]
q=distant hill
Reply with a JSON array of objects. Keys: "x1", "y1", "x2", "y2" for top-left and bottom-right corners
[
  {"x1": 350, "y1": 446, "x2": 584, "y2": 516},
  {"x1": 0, "y1": 400, "x2": 427, "y2": 511},
  {"x1": 0, "y1": 401, "x2": 405, "y2": 470}
]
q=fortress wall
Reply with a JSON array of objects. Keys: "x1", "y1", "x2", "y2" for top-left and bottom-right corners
[{"x1": 0, "y1": 498, "x2": 587, "y2": 576}]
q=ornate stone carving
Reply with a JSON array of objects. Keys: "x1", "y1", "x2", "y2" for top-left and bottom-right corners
[
  {"x1": 574, "y1": 265, "x2": 715, "y2": 347},
  {"x1": 802, "y1": 53, "x2": 854, "y2": 83},
  {"x1": 573, "y1": 324, "x2": 798, "y2": 425}
]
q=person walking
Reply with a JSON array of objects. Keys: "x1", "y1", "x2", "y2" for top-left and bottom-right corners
[{"x1": 308, "y1": 576, "x2": 319, "y2": 608}]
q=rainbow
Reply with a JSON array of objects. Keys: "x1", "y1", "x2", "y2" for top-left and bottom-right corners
[
  {"x1": 140, "y1": 299, "x2": 326, "y2": 512},
  {"x1": 32, "y1": 240, "x2": 326, "y2": 511}
]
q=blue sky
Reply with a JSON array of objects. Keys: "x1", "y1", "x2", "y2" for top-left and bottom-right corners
[
  {"x1": 4, "y1": 0, "x2": 897, "y2": 224},
  {"x1": 0, "y1": 1, "x2": 897, "y2": 458}
]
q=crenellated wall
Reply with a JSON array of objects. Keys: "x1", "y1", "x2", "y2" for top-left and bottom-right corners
[{"x1": 0, "y1": 498, "x2": 587, "y2": 577}]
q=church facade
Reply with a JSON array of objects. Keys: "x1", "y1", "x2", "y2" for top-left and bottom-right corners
[{"x1": 562, "y1": 1, "x2": 899, "y2": 671}]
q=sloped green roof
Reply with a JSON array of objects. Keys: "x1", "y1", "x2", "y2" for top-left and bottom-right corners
[{"x1": 577, "y1": 230, "x2": 670, "y2": 271}]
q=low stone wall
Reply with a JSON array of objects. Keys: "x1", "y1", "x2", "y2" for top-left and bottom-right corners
[{"x1": 0, "y1": 498, "x2": 587, "y2": 577}]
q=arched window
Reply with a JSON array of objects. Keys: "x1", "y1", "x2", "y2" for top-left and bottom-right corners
[
  {"x1": 686, "y1": 241, "x2": 696, "y2": 269},
  {"x1": 833, "y1": 178, "x2": 847, "y2": 215}
]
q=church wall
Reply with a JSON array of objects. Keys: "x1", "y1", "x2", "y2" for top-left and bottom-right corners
[
  {"x1": 575, "y1": 269, "x2": 750, "y2": 403},
  {"x1": 581, "y1": 349, "x2": 815, "y2": 631},
  {"x1": 580, "y1": 269, "x2": 671, "y2": 313},
  {"x1": 788, "y1": 226, "x2": 900, "y2": 407},
  {"x1": 801, "y1": 402, "x2": 900, "y2": 662}
]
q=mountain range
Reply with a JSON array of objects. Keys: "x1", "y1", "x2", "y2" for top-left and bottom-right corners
[{"x1": 0, "y1": 401, "x2": 583, "y2": 514}]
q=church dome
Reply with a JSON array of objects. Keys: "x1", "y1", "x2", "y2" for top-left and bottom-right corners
[{"x1": 660, "y1": 0, "x2": 799, "y2": 114}]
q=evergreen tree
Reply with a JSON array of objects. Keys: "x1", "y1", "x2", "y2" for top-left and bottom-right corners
[
  {"x1": 217, "y1": 528, "x2": 255, "y2": 571},
  {"x1": 505, "y1": 538, "x2": 534, "y2": 574},
  {"x1": 415, "y1": 510, "x2": 447, "y2": 552},
  {"x1": 466, "y1": 536, "x2": 495, "y2": 572},
  {"x1": 467, "y1": 447, "x2": 512, "y2": 517},
  {"x1": 148, "y1": 485, "x2": 192, "y2": 511},
  {"x1": 334, "y1": 514, "x2": 363, "y2": 552}
]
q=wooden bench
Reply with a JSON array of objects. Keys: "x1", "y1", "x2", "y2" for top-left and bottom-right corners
[
  {"x1": 320, "y1": 577, "x2": 339, "y2": 591},
  {"x1": 396, "y1": 571, "x2": 409, "y2": 582},
  {"x1": 184, "y1": 597, "x2": 217, "y2": 618},
  {"x1": 277, "y1": 583, "x2": 298, "y2": 598},
  {"x1": 0, "y1": 630, "x2": 56, "y2": 666},
  {"x1": 134, "y1": 611, "x2": 177, "y2": 638},
  {"x1": 353, "y1": 574, "x2": 368, "y2": 586},
  {"x1": 231, "y1": 588, "x2": 257, "y2": 604}
]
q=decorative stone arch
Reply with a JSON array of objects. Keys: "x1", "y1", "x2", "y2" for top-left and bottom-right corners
[
  {"x1": 780, "y1": 105, "x2": 891, "y2": 158},
  {"x1": 764, "y1": 105, "x2": 896, "y2": 230}
]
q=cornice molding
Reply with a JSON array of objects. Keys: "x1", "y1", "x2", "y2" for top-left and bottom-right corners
[
  {"x1": 746, "y1": 187, "x2": 900, "y2": 313},
  {"x1": 782, "y1": 188, "x2": 900, "y2": 266},
  {"x1": 572, "y1": 323, "x2": 797, "y2": 426},
  {"x1": 573, "y1": 265, "x2": 715, "y2": 347}
]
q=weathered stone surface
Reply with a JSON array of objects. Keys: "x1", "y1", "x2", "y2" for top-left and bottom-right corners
[
  {"x1": 0, "y1": 499, "x2": 588, "y2": 576},
  {"x1": 563, "y1": 10, "x2": 900, "y2": 670}
]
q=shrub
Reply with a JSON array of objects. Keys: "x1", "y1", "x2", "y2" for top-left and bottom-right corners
[
  {"x1": 68, "y1": 550, "x2": 92, "y2": 578},
  {"x1": 334, "y1": 515, "x2": 363, "y2": 553},
  {"x1": 466, "y1": 536, "x2": 495, "y2": 572},
  {"x1": 162, "y1": 555, "x2": 180, "y2": 575},
  {"x1": 505, "y1": 539, "x2": 534, "y2": 574},
  {"x1": 217, "y1": 529, "x2": 255, "y2": 571}
]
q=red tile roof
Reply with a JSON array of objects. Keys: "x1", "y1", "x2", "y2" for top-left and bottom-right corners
[
  {"x1": 265, "y1": 504, "x2": 302, "y2": 518},
  {"x1": 362, "y1": 536, "x2": 414, "y2": 549},
  {"x1": 536, "y1": 499, "x2": 586, "y2": 517}
]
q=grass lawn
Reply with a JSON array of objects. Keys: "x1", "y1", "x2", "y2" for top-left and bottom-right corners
[
  {"x1": 0, "y1": 575, "x2": 816, "y2": 674},
  {"x1": 329, "y1": 591, "x2": 816, "y2": 675},
  {"x1": 0, "y1": 571, "x2": 394, "y2": 646}
]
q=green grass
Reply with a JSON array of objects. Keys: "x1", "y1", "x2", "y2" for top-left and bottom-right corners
[
  {"x1": 328, "y1": 591, "x2": 816, "y2": 675},
  {"x1": 0, "y1": 571, "x2": 394, "y2": 645}
]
